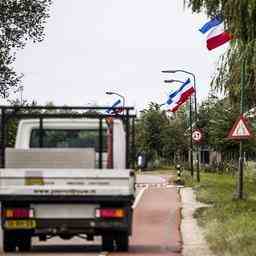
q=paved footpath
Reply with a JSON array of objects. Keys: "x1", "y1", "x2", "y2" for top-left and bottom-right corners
[{"x1": 180, "y1": 187, "x2": 214, "y2": 256}]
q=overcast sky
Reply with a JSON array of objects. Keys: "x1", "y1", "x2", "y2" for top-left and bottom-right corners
[{"x1": 4, "y1": 0, "x2": 228, "y2": 110}]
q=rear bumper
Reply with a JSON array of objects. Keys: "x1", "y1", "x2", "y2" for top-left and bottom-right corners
[
  {"x1": 35, "y1": 218, "x2": 129, "y2": 234},
  {"x1": 0, "y1": 194, "x2": 134, "y2": 204}
]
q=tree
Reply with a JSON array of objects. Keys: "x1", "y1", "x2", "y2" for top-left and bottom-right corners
[
  {"x1": 161, "y1": 108, "x2": 189, "y2": 164},
  {"x1": 0, "y1": 0, "x2": 52, "y2": 98},
  {"x1": 1, "y1": 98, "x2": 38, "y2": 147},
  {"x1": 197, "y1": 93, "x2": 256, "y2": 161},
  {"x1": 136, "y1": 103, "x2": 168, "y2": 162},
  {"x1": 184, "y1": 0, "x2": 256, "y2": 110},
  {"x1": 198, "y1": 95, "x2": 239, "y2": 155},
  {"x1": 135, "y1": 102, "x2": 189, "y2": 166}
]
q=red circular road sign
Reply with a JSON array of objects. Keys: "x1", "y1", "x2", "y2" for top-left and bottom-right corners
[{"x1": 192, "y1": 129, "x2": 203, "y2": 143}]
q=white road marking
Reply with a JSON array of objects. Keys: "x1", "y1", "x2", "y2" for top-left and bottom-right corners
[
  {"x1": 166, "y1": 185, "x2": 176, "y2": 188},
  {"x1": 132, "y1": 185, "x2": 148, "y2": 209},
  {"x1": 98, "y1": 252, "x2": 108, "y2": 256}
]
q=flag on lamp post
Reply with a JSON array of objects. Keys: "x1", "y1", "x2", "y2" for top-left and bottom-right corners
[
  {"x1": 164, "y1": 78, "x2": 195, "y2": 113},
  {"x1": 199, "y1": 16, "x2": 232, "y2": 50}
]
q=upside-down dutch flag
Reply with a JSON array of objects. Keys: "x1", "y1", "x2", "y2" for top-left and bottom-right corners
[
  {"x1": 199, "y1": 16, "x2": 232, "y2": 51},
  {"x1": 165, "y1": 78, "x2": 195, "y2": 113}
]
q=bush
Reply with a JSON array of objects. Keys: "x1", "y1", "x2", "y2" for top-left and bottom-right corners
[{"x1": 201, "y1": 160, "x2": 238, "y2": 175}]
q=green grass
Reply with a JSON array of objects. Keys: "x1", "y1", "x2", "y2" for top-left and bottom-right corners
[{"x1": 184, "y1": 170, "x2": 256, "y2": 256}]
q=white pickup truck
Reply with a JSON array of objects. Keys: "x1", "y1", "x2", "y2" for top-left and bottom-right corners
[{"x1": 0, "y1": 106, "x2": 136, "y2": 252}]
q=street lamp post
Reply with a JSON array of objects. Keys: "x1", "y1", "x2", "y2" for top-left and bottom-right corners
[
  {"x1": 163, "y1": 78, "x2": 194, "y2": 178},
  {"x1": 105, "y1": 91, "x2": 125, "y2": 114},
  {"x1": 162, "y1": 69, "x2": 200, "y2": 182}
]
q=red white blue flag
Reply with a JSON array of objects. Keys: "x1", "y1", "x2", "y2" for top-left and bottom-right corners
[
  {"x1": 106, "y1": 99, "x2": 123, "y2": 114},
  {"x1": 164, "y1": 78, "x2": 195, "y2": 113},
  {"x1": 199, "y1": 16, "x2": 232, "y2": 50}
]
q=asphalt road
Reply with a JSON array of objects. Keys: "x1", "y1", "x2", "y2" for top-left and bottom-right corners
[
  {"x1": 136, "y1": 174, "x2": 168, "y2": 185},
  {"x1": 0, "y1": 174, "x2": 181, "y2": 256},
  {"x1": 120, "y1": 186, "x2": 182, "y2": 256}
]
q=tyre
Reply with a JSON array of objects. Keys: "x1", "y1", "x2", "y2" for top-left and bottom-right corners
[
  {"x1": 3, "y1": 230, "x2": 17, "y2": 252},
  {"x1": 17, "y1": 235, "x2": 31, "y2": 252},
  {"x1": 115, "y1": 232, "x2": 129, "y2": 252},
  {"x1": 102, "y1": 234, "x2": 114, "y2": 252}
]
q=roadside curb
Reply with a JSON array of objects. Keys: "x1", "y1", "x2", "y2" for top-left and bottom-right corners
[{"x1": 179, "y1": 187, "x2": 215, "y2": 256}]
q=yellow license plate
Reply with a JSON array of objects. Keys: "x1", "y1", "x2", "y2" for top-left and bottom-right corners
[
  {"x1": 25, "y1": 177, "x2": 44, "y2": 185},
  {"x1": 4, "y1": 220, "x2": 36, "y2": 229}
]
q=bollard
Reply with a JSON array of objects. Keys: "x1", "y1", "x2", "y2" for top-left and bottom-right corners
[
  {"x1": 177, "y1": 169, "x2": 181, "y2": 182},
  {"x1": 175, "y1": 164, "x2": 184, "y2": 185}
]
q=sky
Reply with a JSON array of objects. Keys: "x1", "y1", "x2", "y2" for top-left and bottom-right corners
[{"x1": 3, "y1": 0, "x2": 228, "y2": 110}]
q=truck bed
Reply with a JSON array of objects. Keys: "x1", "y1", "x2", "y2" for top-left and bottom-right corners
[{"x1": 0, "y1": 169, "x2": 135, "y2": 202}]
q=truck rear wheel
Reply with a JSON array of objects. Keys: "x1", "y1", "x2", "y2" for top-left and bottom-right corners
[
  {"x1": 17, "y1": 235, "x2": 31, "y2": 252},
  {"x1": 102, "y1": 234, "x2": 114, "y2": 252},
  {"x1": 115, "y1": 232, "x2": 129, "y2": 251},
  {"x1": 3, "y1": 230, "x2": 17, "y2": 252}
]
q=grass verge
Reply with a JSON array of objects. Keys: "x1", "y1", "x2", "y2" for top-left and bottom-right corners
[{"x1": 183, "y1": 171, "x2": 256, "y2": 256}]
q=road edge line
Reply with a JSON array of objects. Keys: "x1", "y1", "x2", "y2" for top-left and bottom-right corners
[{"x1": 132, "y1": 185, "x2": 148, "y2": 209}]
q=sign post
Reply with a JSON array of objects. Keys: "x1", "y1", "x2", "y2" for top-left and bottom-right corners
[
  {"x1": 192, "y1": 129, "x2": 203, "y2": 182},
  {"x1": 228, "y1": 114, "x2": 253, "y2": 199}
]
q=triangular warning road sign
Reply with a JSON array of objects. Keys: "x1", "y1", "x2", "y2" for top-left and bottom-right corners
[{"x1": 228, "y1": 115, "x2": 253, "y2": 140}]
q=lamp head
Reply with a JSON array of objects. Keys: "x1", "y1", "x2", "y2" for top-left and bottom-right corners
[
  {"x1": 162, "y1": 70, "x2": 177, "y2": 74},
  {"x1": 164, "y1": 79, "x2": 184, "y2": 84},
  {"x1": 164, "y1": 79, "x2": 177, "y2": 83}
]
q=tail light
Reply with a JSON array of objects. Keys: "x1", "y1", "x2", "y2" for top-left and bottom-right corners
[
  {"x1": 3, "y1": 208, "x2": 34, "y2": 218},
  {"x1": 96, "y1": 208, "x2": 126, "y2": 218}
]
